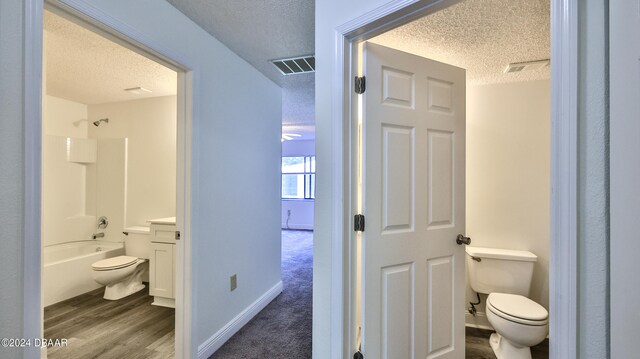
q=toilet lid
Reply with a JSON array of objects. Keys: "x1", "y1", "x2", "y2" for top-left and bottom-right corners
[
  {"x1": 487, "y1": 293, "x2": 548, "y2": 323},
  {"x1": 92, "y1": 255, "x2": 138, "y2": 271}
]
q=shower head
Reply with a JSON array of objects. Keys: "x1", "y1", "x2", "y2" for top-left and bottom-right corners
[{"x1": 93, "y1": 118, "x2": 109, "y2": 127}]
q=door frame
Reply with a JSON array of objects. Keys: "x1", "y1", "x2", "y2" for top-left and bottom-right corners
[
  {"x1": 23, "y1": 0, "x2": 193, "y2": 358},
  {"x1": 333, "y1": 0, "x2": 578, "y2": 358}
]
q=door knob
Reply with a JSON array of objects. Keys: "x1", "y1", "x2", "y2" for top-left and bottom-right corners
[{"x1": 456, "y1": 234, "x2": 471, "y2": 245}]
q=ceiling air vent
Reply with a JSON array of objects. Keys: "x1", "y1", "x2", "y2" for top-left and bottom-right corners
[
  {"x1": 504, "y1": 59, "x2": 550, "y2": 73},
  {"x1": 272, "y1": 55, "x2": 315, "y2": 75}
]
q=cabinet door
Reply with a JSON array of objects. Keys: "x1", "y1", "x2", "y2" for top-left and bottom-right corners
[{"x1": 149, "y1": 242, "x2": 175, "y2": 298}]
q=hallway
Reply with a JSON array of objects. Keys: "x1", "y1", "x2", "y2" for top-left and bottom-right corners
[{"x1": 211, "y1": 230, "x2": 313, "y2": 358}]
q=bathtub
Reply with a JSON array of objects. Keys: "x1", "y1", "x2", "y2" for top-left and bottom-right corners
[{"x1": 43, "y1": 240, "x2": 124, "y2": 307}]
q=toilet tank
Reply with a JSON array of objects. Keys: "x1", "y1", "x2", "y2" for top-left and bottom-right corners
[
  {"x1": 123, "y1": 226, "x2": 150, "y2": 259},
  {"x1": 466, "y1": 246, "x2": 537, "y2": 296}
]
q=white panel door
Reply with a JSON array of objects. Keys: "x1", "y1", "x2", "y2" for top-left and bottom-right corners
[
  {"x1": 360, "y1": 43, "x2": 466, "y2": 359},
  {"x1": 610, "y1": 1, "x2": 640, "y2": 357}
]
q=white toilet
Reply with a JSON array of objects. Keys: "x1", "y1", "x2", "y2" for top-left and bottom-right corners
[
  {"x1": 91, "y1": 228, "x2": 150, "y2": 300},
  {"x1": 91, "y1": 256, "x2": 147, "y2": 300},
  {"x1": 466, "y1": 246, "x2": 548, "y2": 359}
]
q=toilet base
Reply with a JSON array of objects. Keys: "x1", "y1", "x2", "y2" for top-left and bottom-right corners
[
  {"x1": 490, "y1": 333, "x2": 532, "y2": 359},
  {"x1": 102, "y1": 262, "x2": 146, "y2": 300}
]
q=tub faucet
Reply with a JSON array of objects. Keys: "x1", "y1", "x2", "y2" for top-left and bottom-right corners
[
  {"x1": 97, "y1": 216, "x2": 108, "y2": 229},
  {"x1": 92, "y1": 233, "x2": 105, "y2": 240}
]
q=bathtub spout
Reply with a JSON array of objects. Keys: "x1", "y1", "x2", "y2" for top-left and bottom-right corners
[{"x1": 92, "y1": 233, "x2": 105, "y2": 240}]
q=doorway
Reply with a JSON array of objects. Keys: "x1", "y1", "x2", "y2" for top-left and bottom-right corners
[
  {"x1": 337, "y1": 0, "x2": 572, "y2": 358},
  {"x1": 32, "y1": 3, "x2": 192, "y2": 358}
]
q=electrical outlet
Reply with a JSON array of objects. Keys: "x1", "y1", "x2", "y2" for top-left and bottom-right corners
[
  {"x1": 230, "y1": 274, "x2": 237, "y2": 291},
  {"x1": 287, "y1": 209, "x2": 291, "y2": 216}
]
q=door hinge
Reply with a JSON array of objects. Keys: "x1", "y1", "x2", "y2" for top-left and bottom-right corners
[
  {"x1": 354, "y1": 214, "x2": 365, "y2": 232},
  {"x1": 175, "y1": 231, "x2": 181, "y2": 240},
  {"x1": 355, "y1": 76, "x2": 366, "y2": 94}
]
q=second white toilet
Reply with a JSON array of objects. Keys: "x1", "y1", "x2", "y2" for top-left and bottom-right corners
[{"x1": 466, "y1": 246, "x2": 548, "y2": 359}]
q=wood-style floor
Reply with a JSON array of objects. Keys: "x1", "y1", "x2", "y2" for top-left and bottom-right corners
[
  {"x1": 466, "y1": 327, "x2": 549, "y2": 359},
  {"x1": 43, "y1": 278, "x2": 547, "y2": 359},
  {"x1": 44, "y1": 284, "x2": 174, "y2": 359}
]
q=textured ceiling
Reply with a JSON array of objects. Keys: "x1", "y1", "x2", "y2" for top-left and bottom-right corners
[
  {"x1": 165, "y1": 0, "x2": 316, "y2": 128},
  {"x1": 44, "y1": 11, "x2": 177, "y2": 105},
  {"x1": 282, "y1": 73, "x2": 315, "y2": 126},
  {"x1": 370, "y1": 0, "x2": 550, "y2": 85},
  {"x1": 163, "y1": 0, "x2": 547, "y2": 130},
  {"x1": 165, "y1": 0, "x2": 314, "y2": 87}
]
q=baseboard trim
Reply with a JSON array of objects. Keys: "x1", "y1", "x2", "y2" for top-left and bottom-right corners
[
  {"x1": 464, "y1": 311, "x2": 493, "y2": 331},
  {"x1": 197, "y1": 281, "x2": 283, "y2": 358},
  {"x1": 281, "y1": 224, "x2": 314, "y2": 230}
]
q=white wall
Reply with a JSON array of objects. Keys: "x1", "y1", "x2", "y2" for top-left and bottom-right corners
[
  {"x1": 42, "y1": 95, "x2": 176, "y2": 246},
  {"x1": 0, "y1": 1, "x2": 26, "y2": 354},
  {"x1": 609, "y1": 1, "x2": 639, "y2": 357},
  {"x1": 283, "y1": 139, "x2": 315, "y2": 157},
  {"x1": 41, "y1": 136, "x2": 96, "y2": 245},
  {"x1": 85, "y1": 138, "x2": 127, "y2": 242},
  {"x1": 0, "y1": 1, "x2": 282, "y2": 357},
  {"x1": 43, "y1": 95, "x2": 89, "y2": 137},
  {"x1": 577, "y1": 0, "x2": 609, "y2": 357},
  {"x1": 42, "y1": 96, "x2": 95, "y2": 245},
  {"x1": 282, "y1": 201, "x2": 314, "y2": 230},
  {"x1": 42, "y1": 95, "x2": 130, "y2": 246},
  {"x1": 465, "y1": 80, "x2": 550, "y2": 327},
  {"x1": 88, "y1": 96, "x2": 177, "y2": 230},
  {"x1": 282, "y1": 140, "x2": 315, "y2": 230}
]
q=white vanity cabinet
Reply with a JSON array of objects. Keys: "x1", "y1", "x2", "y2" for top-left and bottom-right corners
[{"x1": 148, "y1": 217, "x2": 176, "y2": 308}]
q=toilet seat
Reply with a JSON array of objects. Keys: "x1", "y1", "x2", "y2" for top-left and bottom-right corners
[
  {"x1": 92, "y1": 255, "x2": 138, "y2": 271},
  {"x1": 487, "y1": 293, "x2": 548, "y2": 326}
]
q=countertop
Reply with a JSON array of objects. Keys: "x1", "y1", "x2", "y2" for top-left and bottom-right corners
[{"x1": 147, "y1": 216, "x2": 176, "y2": 225}]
